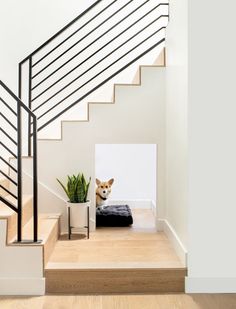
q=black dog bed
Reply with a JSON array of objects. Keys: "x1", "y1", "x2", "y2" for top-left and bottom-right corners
[{"x1": 96, "y1": 205, "x2": 133, "y2": 227}]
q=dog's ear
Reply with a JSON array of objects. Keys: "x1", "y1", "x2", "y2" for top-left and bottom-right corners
[
  {"x1": 108, "y1": 178, "x2": 114, "y2": 186},
  {"x1": 96, "y1": 178, "x2": 101, "y2": 186}
]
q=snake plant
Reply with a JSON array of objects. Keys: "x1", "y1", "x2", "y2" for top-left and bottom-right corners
[{"x1": 57, "y1": 173, "x2": 91, "y2": 203}]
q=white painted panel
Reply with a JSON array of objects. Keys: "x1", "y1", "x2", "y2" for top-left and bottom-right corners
[
  {"x1": 0, "y1": 221, "x2": 43, "y2": 278},
  {"x1": 0, "y1": 220, "x2": 44, "y2": 295},
  {"x1": 95, "y1": 144, "x2": 156, "y2": 201},
  {"x1": 188, "y1": 0, "x2": 236, "y2": 293},
  {"x1": 0, "y1": 278, "x2": 45, "y2": 296}
]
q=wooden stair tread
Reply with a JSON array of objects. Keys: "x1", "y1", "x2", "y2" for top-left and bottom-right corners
[
  {"x1": 19, "y1": 214, "x2": 60, "y2": 245},
  {"x1": 0, "y1": 195, "x2": 32, "y2": 218}
]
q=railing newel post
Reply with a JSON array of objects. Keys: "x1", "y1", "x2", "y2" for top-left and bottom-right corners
[
  {"x1": 28, "y1": 57, "x2": 32, "y2": 157},
  {"x1": 33, "y1": 116, "x2": 38, "y2": 242},
  {"x1": 17, "y1": 101, "x2": 22, "y2": 242}
]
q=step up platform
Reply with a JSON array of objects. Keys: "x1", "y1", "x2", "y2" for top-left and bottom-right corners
[
  {"x1": 45, "y1": 263, "x2": 186, "y2": 294},
  {"x1": 45, "y1": 209, "x2": 186, "y2": 294}
]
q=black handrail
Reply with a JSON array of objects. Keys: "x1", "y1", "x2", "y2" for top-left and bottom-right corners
[
  {"x1": 31, "y1": 1, "x2": 165, "y2": 92},
  {"x1": 38, "y1": 37, "x2": 165, "y2": 132},
  {"x1": 0, "y1": 80, "x2": 39, "y2": 243},
  {"x1": 19, "y1": 0, "x2": 169, "y2": 143},
  {"x1": 32, "y1": 0, "x2": 122, "y2": 78},
  {"x1": 36, "y1": 28, "x2": 166, "y2": 123},
  {"x1": 32, "y1": 17, "x2": 167, "y2": 112},
  {"x1": 31, "y1": 2, "x2": 166, "y2": 96}
]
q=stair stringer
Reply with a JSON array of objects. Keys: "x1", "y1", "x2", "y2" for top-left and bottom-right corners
[
  {"x1": 36, "y1": 47, "x2": 166, "y2": 140},
  {"x1": 38, "y1": 61, "x2": 166, "y2": 142}
]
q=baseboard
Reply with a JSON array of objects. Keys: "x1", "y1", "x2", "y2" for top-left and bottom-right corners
[
  {"x1": 109, "y1": 199, "x2": 153, "y2": 209},
  {"x1": 185, "y1": 277, "x2": 236, "y2": 293},
  {"x1": 0, "y1": 278, "x2": 45, "y2": 295},
  {"x1": 151, "y1": 200, "x2": 156, "y2": 217},
  {"x1": 157, "y1": 219, "x2": 187, "y2": 266}
]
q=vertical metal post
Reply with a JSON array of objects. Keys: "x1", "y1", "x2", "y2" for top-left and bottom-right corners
[
  {"x1": 17, "y1": 103, "x2": 22, "y2": 242},
  {"x1": 18, "y1": 63, "x2": 22, "y2": 99},
  {"x1": 68, "y1": 206, "x2": 71, "y2": 240},
  {"x1": 32, "y1": 116, "x2": 38, "y2": 242},
  {"x1": 87, "y1": 206, "x2": 90, "y2": 239},
  {"x1": 28, "y1": 57, "x2": 32, "y2": 156}
]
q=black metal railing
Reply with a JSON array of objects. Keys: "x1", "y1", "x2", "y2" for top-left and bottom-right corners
[
  {"x1": 19, "y1": 0, "x2": 169, "y2": 154},
  {"x1": 0, "y1": 80, "x2": 38, "y2": 243}
]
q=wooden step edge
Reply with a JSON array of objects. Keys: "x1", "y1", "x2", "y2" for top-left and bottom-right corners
[
  {"x1": 9, "y1": 214, "x2": 59, "y2": 245},
  {"x1": 45, "y1": 268, "x2": 187, "y2": 294},
  {"x1": 46, "y1": 261, "x2": 186, "y2": 270},
  {"x1": 42, "y1": 216, "x2": 60, "y2": 267}
]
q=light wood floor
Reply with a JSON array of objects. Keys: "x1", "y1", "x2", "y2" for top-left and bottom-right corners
[
  {"x1": 47, "y1": 209, "x2": 183, "y2": 267},
  {"x1": 1, "y1": 294, "x2": 236, "y2": 309}
]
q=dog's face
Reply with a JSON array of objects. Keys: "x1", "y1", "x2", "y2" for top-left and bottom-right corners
[{"x1": 96, "y1": 178, "x2": 114, "y2": 199}]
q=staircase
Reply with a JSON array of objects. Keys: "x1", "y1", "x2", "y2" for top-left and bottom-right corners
[
  {"x1": 0, "y1": 0, "x2": 188, "y2": 296},
  {"x1": 19, "y1": 0, "x2": 169, "y2": 141}
]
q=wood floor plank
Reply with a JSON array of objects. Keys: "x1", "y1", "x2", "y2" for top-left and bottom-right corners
[
  {"x1": 1, "y1": 294, "x2": 236, "y2": 309},
  {"x1": 48, "y1": 209, "x2": 182, "y2": 265}
]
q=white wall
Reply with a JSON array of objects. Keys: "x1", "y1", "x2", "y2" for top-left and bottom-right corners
[
  {"x1": 186, "y1": 0, "x2": 236, "y2": 293},
  {"x1": 165, "y1": 0, "x2": 188, "y2": 249},
  {"x1": 95, "y1": 144, "x2": 156, "y2": 201},
  {"x1": 0, "y1": 0, "x2": 96, "y2": 91}
]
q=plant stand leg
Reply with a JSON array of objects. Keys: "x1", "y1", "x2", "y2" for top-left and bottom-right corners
[
  {"x1": 87, "y1": 206, "x2": 90, "y2": 239},
  {"x1": 68, "y1": 206, "x2": 71, "y2": 240}
]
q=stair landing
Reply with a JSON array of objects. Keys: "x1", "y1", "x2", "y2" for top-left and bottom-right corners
[{"x1": 46, "y1": 209, "x2": 186, "y2": 294}]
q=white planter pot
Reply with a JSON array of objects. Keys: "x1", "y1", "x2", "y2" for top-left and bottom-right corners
[{"x1": 67, "y1": 201, "x2": 90, "y2": 228}]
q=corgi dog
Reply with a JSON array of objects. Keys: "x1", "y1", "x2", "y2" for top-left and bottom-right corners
[{"x1": 96, "y1": 178, "x2": 114, "y2": 208}]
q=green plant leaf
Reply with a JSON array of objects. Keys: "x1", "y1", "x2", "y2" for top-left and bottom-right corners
[
  {"x1": 57, "y1": 173, "x2": 91, "y2": 203},
  {"x1": 57, "y1": 178, "x2": 69, "y2": 200}
]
